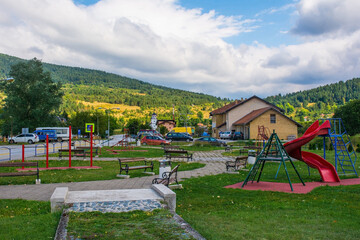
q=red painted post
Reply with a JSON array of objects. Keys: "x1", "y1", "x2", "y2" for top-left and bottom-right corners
[
  {"x1": 46, "y1": 135, "x2": 49, "y2": 168},
  {"x1": 90, "y1": 125, "x2": 93, "y2": 167},
  {"x1": 22, "y1": 145, "x2": 25, "y2": 169},
  {"x1": 69, "y1": 126, "x2": 72, "y2": 167}
]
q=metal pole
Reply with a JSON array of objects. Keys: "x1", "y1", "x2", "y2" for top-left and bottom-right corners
[
  {"x1": 69, "y1": 126, "x2": 72, "y2": 167},
  {"x1": 90, "y1": 125, "x2": 93, "y2": 167},
  {"x1": 97, "y1": 115, "x2": 99, "y2": 136},
  {"x1": 46, "y1": 135, "x2": 49, "y2": 168},
  {"x1": 108, "y1": 111, "x2": 110, "y2": 146},
  {"x1": 22, "y1": 145, "x2": 25, "y2": 169}
]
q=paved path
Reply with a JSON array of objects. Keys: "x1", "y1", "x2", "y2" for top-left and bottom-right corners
[{"x1": 0, "y1": 151, "x2": 235, "y2": 201}]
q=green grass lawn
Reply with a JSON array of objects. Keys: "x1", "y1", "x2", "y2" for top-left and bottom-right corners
[
  {"x1": 66, "y1": 210, "x2": 195, "y2": 240},
  {"x1": 0, "y1": 199, "x2": 61, "y2": 239},
  {"x1": 175, "y1": 172, "x2": 360, "y2": 240},
  {"x1": 0, "y1": 160, "x2": 205, "y2": 185}
]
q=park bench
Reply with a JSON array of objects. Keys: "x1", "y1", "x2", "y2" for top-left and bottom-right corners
[
  {"x1": 118, "y1": 158, "x2": 154, "y2": 175},
  {"x1": 58, "y1": 149, "x2": 86, "y2": 158},
  {"x1": 0, "y1": 162, "x2": 40, "y2": 182},
  {"x1": 75, "y1": 146, "x2": 100, "y2": 156},
  {"x1": 162, "y1": 145, "x2": 183, "y2": 151},
  {"x1": 165, "y1": 149, "x2": 193, "y2": 162},
  {"x1": 152, "y1": 164, "x2": 180, "y2": 187},
  {"x1": 225, "y1": 156, "x2": 248, "y2": 171}
]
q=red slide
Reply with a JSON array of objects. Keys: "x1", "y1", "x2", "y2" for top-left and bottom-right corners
[{"x1": 284, "y1": 120, "x2": 340, "y2": 182}]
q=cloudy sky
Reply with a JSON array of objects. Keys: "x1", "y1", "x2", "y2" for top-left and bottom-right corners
[{"x1": 0, "y1": 0, "x2": 359, "y2": 99}]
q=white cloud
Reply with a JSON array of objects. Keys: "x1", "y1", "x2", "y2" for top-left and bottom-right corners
[{"x1": 0, "y1": 0, "x2": 359, "y2": 99}]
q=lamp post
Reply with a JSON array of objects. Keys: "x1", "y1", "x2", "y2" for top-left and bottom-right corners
[
  {"x1": 10, "y1": 116, "x2": 13, "y2": 138},
  {"x1": 98, "y1": 107, "x2": 120, "y2": 146}
]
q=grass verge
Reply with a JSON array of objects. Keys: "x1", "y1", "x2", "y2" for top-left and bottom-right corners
[
  {"x1": 66, "y1": 209, "x2": 195, "y2": 240},
  {"x1": 0, "y1": 199, "x2": 61, "y2": 239}
]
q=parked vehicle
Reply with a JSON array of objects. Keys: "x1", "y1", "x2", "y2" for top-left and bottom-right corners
[
  {"x1": 195, "y1": 137, "x2": 227, "y2": 146},
  {"x1": 219, "y1": 131, "x2": 232, "y2": 139},
  {"x1": 141, "y1": 136, "x2": 171, "y2": 145},
  {"x1": 137, "y1": 129, "x2": 163, "y2": 138},
  {"x1": 36, "y1": 127, "x2": 70, "y2": 141},
  {"x1": 8, "y1": 133, "x2": 39, "y2": 144},
  {"x1": 171, "y1": 127, "x2": 194, "y2": 135},
  {"x1": 231, "y1": 132, "x2": 244, "y2": 140},
  {"x1": 33, "y1": 130, "x2": 58, "y2": 142},
  {"x1": 165, "y1": 132, "x2": 193, "y2": 142}
]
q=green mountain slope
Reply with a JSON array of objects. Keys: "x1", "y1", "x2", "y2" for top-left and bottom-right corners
[{"x1": 0, "y1": 53, "x2": 227, "y2": 109}]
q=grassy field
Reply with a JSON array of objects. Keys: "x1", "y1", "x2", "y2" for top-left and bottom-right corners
[
  {"x1": 0, "y1": 199, "x2": 61, "y2": 239},
  {"x1": 175, "y1": 165, "x2": 360, "y2": 240},
  {"x1": 0, "y1": 160, "x2": 205, "y2": 185}
]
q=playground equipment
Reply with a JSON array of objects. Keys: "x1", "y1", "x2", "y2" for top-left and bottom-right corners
[
  {"x1": 284, "y1": 120, "x2": 340, "y2": 182},
  {"x1": 319, "y1": 118, "x2": 357, "y2": 176},
  {"x1": 256, "y1": 125, "x2": 270, "y2": 149},
  {"x1": 242, "y1": 131, "x2": 305, "y2": 191}
]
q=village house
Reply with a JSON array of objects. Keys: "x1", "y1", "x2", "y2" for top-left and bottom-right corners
[{"x1": 210, "y1": 96, "x2": 301, "y2": 140}]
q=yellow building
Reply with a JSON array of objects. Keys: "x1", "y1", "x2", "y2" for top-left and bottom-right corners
[{"x1": 210, "y1": 96, "x2": 301, "y2": 140}]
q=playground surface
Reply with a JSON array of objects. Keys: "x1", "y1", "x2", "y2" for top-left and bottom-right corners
[{"x1": 226, "y1": 178, "x2": 360, "y2": 194}]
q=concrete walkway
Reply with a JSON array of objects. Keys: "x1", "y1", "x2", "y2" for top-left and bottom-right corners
[{"x1": 0, "y1": 151, "x2": 234, "y2": 201}]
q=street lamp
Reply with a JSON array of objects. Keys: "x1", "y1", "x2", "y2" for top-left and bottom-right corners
[
  {"x1": 98, "y1": 107, "x2": 120, "y2": 146},
  {"x1": 10, "y1": 116, "x2": 13, "y2": 138}
]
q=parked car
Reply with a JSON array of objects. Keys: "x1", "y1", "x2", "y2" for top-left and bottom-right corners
[
  {"x1": 8, "y1": 133, "x2": 39, "y2": 144},
  {"x1": 231, "y1": 132, "x2": 244, "y2": 140},
  {"x1": 141, "y1": 135, "x2": 171, "y2": 145},
  {"x1": 219, "y1": 131, "x2": 232, "y2": 139},
  {"x1": 165, "y1": 132, "x2": 193, "y2": 142},
  {"x1": 33, "y1": 130, "x2": 58, "y2": 142},
  {"x1": 195, "y1": 137, "x2": 227, "y2": 146}
]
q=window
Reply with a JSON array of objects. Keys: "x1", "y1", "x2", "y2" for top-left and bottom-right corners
[{"x1": 270, "y1": 114, "x2": 276, "y2": 123}]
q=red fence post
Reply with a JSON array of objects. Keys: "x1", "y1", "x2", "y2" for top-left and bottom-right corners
[
  {"x1": 22, "y1": 145, "x2": 25, "y2": 169},
  {"x1": 46, "y1": 135, "x2": 49, "y2": 168},
  {"x1": 90, "y1": 125, "x2": 93, "y2": 167},
  {"x1": 69, "y1": 126, "x2": 72, "y2": 168}
]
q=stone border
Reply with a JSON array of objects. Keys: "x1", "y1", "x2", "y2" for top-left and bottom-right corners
[
  {"x1": 50, "y1": 187, "x2": 68, "y2": 213},
  {"x1": 151, "y1": 184, "x2": 176, "y2": 213},
  {"x1": 173, "y1": 213, "x2": 206, "y2": 240}
]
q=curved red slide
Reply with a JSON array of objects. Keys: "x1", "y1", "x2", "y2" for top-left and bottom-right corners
[{"x1": 284, "y1": 120, "x2": 340, "y2": 182}]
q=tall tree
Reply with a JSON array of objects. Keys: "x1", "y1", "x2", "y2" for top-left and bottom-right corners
[
  {"x1": 0, "y1": 58, "x2": 63, "y2": 135},
  {"x1": 333, "y1": 99, "x2": 360, "y2": 135}
]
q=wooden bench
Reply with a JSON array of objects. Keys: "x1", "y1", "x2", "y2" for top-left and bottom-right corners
[
  {"x1": 152, "y1": 164, "x2": 180, "y2": 187},
  {"x1": 165, "y1": 149, "x2": 193, "y2": 162},
  {"x1": 118, "y1": 158, "x2": 154, "y2": 175},
  {"x1": 58, "y1": 149, "x2": 86, "y2": 158},
  {"x1": 225, "y1": 156, "x2": 247, "y2": 171},
  {"x1": 0, "y1": 162, "x2": 40, "y2": 182},
  {"x1": 163, "y1": 145, "x2": 183, "y2": 151},
  {"x1": 75, "y1": 146, "x2": 100, "y2": 156}
]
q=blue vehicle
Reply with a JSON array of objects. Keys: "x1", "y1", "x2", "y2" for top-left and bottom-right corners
[{"x1": 33, "y1": 130, "x2": 58, "y2": 142}]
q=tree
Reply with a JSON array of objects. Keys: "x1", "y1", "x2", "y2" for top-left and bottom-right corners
[
  {"x1": 0, "y1": 58, "x2": 63, "y2": 135},
  {"x1": 333, "y1": 99, "x2": 360, "y2": 135}
]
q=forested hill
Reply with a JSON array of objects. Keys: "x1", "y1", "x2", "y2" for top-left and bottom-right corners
[
  {"x1": 0, "y1": 53, "x2": 227, "y2": 108},
  {"x1": 265, "y1": 78, "x2": 360, "y2": 120},
  {"x1": 265, "y1": 78, "x2": 359, "y2": 106}
]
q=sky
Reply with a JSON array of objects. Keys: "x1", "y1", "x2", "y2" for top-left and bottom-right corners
[{"x1": 0, "y1": 0, "x2": 359, "y2": 99}]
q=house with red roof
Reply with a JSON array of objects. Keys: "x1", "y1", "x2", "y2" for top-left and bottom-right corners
[{"x1": 210, "y1": 96, "x2": 301, "y2": 140}]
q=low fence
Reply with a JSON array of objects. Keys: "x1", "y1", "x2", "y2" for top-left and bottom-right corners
[{"x1": 0, "y1": 139, "x2": 107, "y2": 162}]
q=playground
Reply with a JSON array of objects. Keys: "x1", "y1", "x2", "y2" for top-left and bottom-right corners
[{"x1": 0, "y1": 119, "x2": 359, "y2": 239}]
